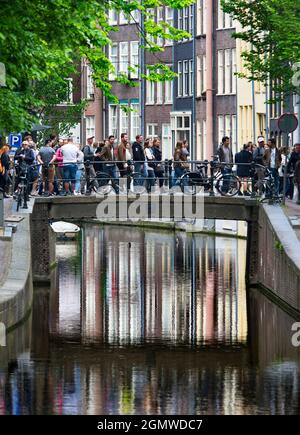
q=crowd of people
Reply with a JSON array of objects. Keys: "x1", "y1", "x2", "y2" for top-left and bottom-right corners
[
  {"x1": 0, "y1": 132, "x2": 300, "y2": 204},
  {"x1": 218, "y1": 136, "x2": 300, "y2": 203}
]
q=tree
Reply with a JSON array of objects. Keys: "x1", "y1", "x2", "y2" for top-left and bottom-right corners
[
  {"x1": 0, "y1": 0, "x2": 193, "y2": 135},
  {"x1": 222, "y1": 0, "x2": 300, "y2": 100}
]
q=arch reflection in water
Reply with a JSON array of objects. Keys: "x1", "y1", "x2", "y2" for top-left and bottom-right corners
[{"x1": 51, "y1": 225, "x2": 247, "y2": 347}]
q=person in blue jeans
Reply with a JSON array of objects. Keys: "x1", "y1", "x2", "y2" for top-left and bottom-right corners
[
  {"x1": 60, "y1": 139, "x2": 80, "y2": 195},
  {"x1": 173, "y1": 141, "x2": 189, "y2": 189}
]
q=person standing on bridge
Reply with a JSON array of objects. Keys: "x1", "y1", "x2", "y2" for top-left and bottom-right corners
[
  {"x1": 61, "y1": 137, "x2": 80, "y2": 195},
  {"x1": 217, "y1": 136, "x2": 233, "y2": 194},
  {"x1": 37, "y1": 139, "x2": 57, "y2": 196}
]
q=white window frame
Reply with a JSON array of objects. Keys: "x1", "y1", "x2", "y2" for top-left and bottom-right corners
[
  {"x1": 165, "y1": 75, "x2": 173, "y2": 104},
  {"x1": 109, "y1": 43, "x2": 118, "y2": 80},
  {"x1": 157, "y1": 79, "x2": 163, "y2": 104},
  {"x1": 232, "y1": 48, "x2": 237, "y2": 95},
  {"x1": 224, "y1": 49, "x2": 231, "y2": 95},
  {"x1": 108, "y1": 10, "x2": 118, "y2": 25},
  {"x1": 86, "y1": 64, "x2": 94, "y2": 100},
  {"x1": 218, "y1": 50, "x2": 224, "y2": 94},
  {"x1": 183, "y1": 60, "x2": 189, "y2": 96},
  {"x1": 130, "y1": 103, "x2": 140, "y2": 142},
  {"x1": 58, "y1": 78, "x2": 73, "y2": 105},
  {"x1": 217, "y1": 0, "x2": 234, "y2": 29},
  {"x1": 178, "y1": 61, "x2": 182, "y2": 97},
  {"x1": 196, "y1": 0, "x2": 206, "y2": 36},
  {"x1": 162, "y1": 123, "x2": 172, "y2": 159},
  {"x1": 146, "y1": 124, "x2": 158, "y2": 139},
  {"x1": 119, "y1": 42, "x2": 129, "y2": 74},
  {"x1": 130, "y1": 41, "x2": 139, "y2": 79},
  {"x1": 165, "y1": 7, "x2": 174, "y2": 46},
  {"x1": 119, "y1": 11, "x2": 128, "y2": 25},
  {"x1": 157, "y1": 7, "x2": 164, "y2": 47},
  {"x1": 218, "y1": 115, "x2": 225, "y2": 144},
  {"x1": 146, "y1": 69, "x2": 155, "y2": 104},
  {"x1": 119, "y1": 105, "x2": 129, "y2": 135},
  {"x1": 86, "y1": 115, "x2": 95, "y2": 139},
  {"x1": 189, "y1": 59, "x2": 193, "y2": 96},
  {"x1": 109, "y1": 105, "x2": 118, "y2": 138}
]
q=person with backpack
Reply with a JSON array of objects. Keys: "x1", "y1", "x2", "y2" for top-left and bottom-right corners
[{"x1": 287, "y1": 143, "x2": 300, "y2": 204}]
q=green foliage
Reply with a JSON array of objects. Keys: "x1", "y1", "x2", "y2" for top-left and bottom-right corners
[
  {"x1": 222, "y1": 0, "x2": 300, "y2": 100},
  {"x1": 0, "y1": 0, "x2": 194, "y2": 135}
]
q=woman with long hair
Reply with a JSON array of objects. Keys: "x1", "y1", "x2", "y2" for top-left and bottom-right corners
[{"x1": 144, "y1": 138, "x2": 156, "y2": 193}]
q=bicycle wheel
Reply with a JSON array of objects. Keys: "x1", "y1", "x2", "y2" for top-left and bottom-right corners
[
  {"x1": 128, "y1": 172, "x2": 146, "y2": 194},
  {"x1": 180, "y1": 173, "x2": 201, "y2": 195},
  {"x1": 216, "y1": 174, "x2": 241, "y2": 197},
  {"x1": 96, "y1": 172, "x2": 113, "y2": 194}
]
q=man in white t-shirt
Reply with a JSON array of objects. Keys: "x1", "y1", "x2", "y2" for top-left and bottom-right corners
[{"x1": 61, "y1": 138, "x2": 80, "y2": 194}]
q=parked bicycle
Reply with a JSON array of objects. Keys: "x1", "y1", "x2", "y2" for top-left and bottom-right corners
[
  {"x1": 95, "y1": 160, "x2": 146, "y2": 195},
  {"x1": 179, "y1": 157, "x2": 241, "y2": 196},
  {"x1": 15, "y1": 164, "x2": 30, "y2": 211}
]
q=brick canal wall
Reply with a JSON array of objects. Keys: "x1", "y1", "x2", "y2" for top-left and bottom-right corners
[
  {"x1": 255, "y1": 204, "x2": 300, "y2": 317},
  {"x1": 0, "y1": 216, "x2": 33, "y2": 330}
]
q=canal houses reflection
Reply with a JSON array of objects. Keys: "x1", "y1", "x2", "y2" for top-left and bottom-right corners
[{"x1": 50, "y1": 225, "x2": 248, "y2": 346}]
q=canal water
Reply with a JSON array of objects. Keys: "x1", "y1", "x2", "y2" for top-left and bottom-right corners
[{"x1": 0, "y1": 224, "x2": 299, "y2": 415}]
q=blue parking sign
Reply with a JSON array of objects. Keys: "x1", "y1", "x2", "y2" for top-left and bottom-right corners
[{"x1": 9, "y1": 133, "x2": 22, "y2": 154}]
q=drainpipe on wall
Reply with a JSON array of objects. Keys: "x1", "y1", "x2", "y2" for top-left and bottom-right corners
[
  {"x1": 140, "y1": 13, "x2": 145, "y2": 138},
  {"x1": 206, "y1": 0, "x2": 214, "y2": 160},
  {"x1": 192, "y1": 2, "x2": 196, "y2": 161}
]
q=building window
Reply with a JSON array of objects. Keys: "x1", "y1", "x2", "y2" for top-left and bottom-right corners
[
  {"x1": 165, "y1": 77, "x2": 173, "y2": 104},
  {"x1": 197, "y1": 54, "x2": 206, "y2": 96},
  {"x1": 130, "y1": 41, "x2": 139, "y2": 79},
  {"x1": 197, "y1": 119, "x2": 206, "y2": 160},
  {"x1": 157, "y1": 7, "x2": 164, "y2": 47},
  {"x1": 217, "y1": 49, "x2": 236, "y2": 95},
  {"x1": 224, "y1": 49, "x2": 231, "y2": 95},
  {"x1": 189, "y1": 5, "x2": 194, "y2": 35},
  {"x1": 109, "y1": 43, "x2": 118, "y2": 80},
  {"x1": 120, "y1": 105, "x2": 129, "y2": 135},
  {"x1": 165, "y1": 7, "x2": 174, "y2": 45},
  {"x1": 59, "y1": 78, "x2": 73, "y2": 104},
  {"x1": 218, "y1": 115, "x2": 237, "y2": 153},
  {"x1": 197, "y1": 0, "x2": 206, "y2": 35},
  {"x1": 232, "y1": 48, "x2": 237, "y2": 94},
  {"x1": 189, "y1": 59, "x2": 193, "y2": 96},
  {"x1": 183, "y1": 60, "x2": 189, "y2": 96},
  {"x1": 178, "y1": 61, "x2": 182, "y2": 97},
  {"x1": 178, "y1": 60, "x2": 193, "y2": 98},
  {"x1": 146, "y1": 69, "x2": 155, "y2": 104},
  {"x1": 146, "y1": 124, "x2": 158, "y2": 139},
  {"x1": 218, "y1": 0, "x2": 234, "y2": 29},
  {"x1": 218, "y1": 115, "x2": 225, "y2": 144},
  {"x1": 218, "y1": 51, "x2": 224, "y2": 94},
  {"x1": 119, "y1": 42, "x2": 129, "y2": 74},
  {"x1": 119, "y1": 11, "x2": 128, "y2": 25},
  {"x1": 171, "y1": 113, "x2": 191, "y2": 145},
  {"x1": 157, "y1": 79, "x2": 163, "y2": 104},
  {"x1": 130, "y1": 9, "x2": 139, "y2": 23},
  {"x1": 86, "y1": 115, "x2": 95, "y2": 139},
  {"x1": 178, "y1": 6, "x2": 193, "y2": 38},
  {"x1": 162, "y1": 123, "x2": 172, "y2": 159},
  {"x1": 87, "y1": 65, "x2": 94, "y2": 100},
  {"x1": 109, "y1": 105, "x2": 118, "y2": 138},
  {"x1": 131, "y1": 103, "x2": 140, "y2": 142},
  {"x1": 108, "y1": 10, "x2": 118, "y2": 25}
]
